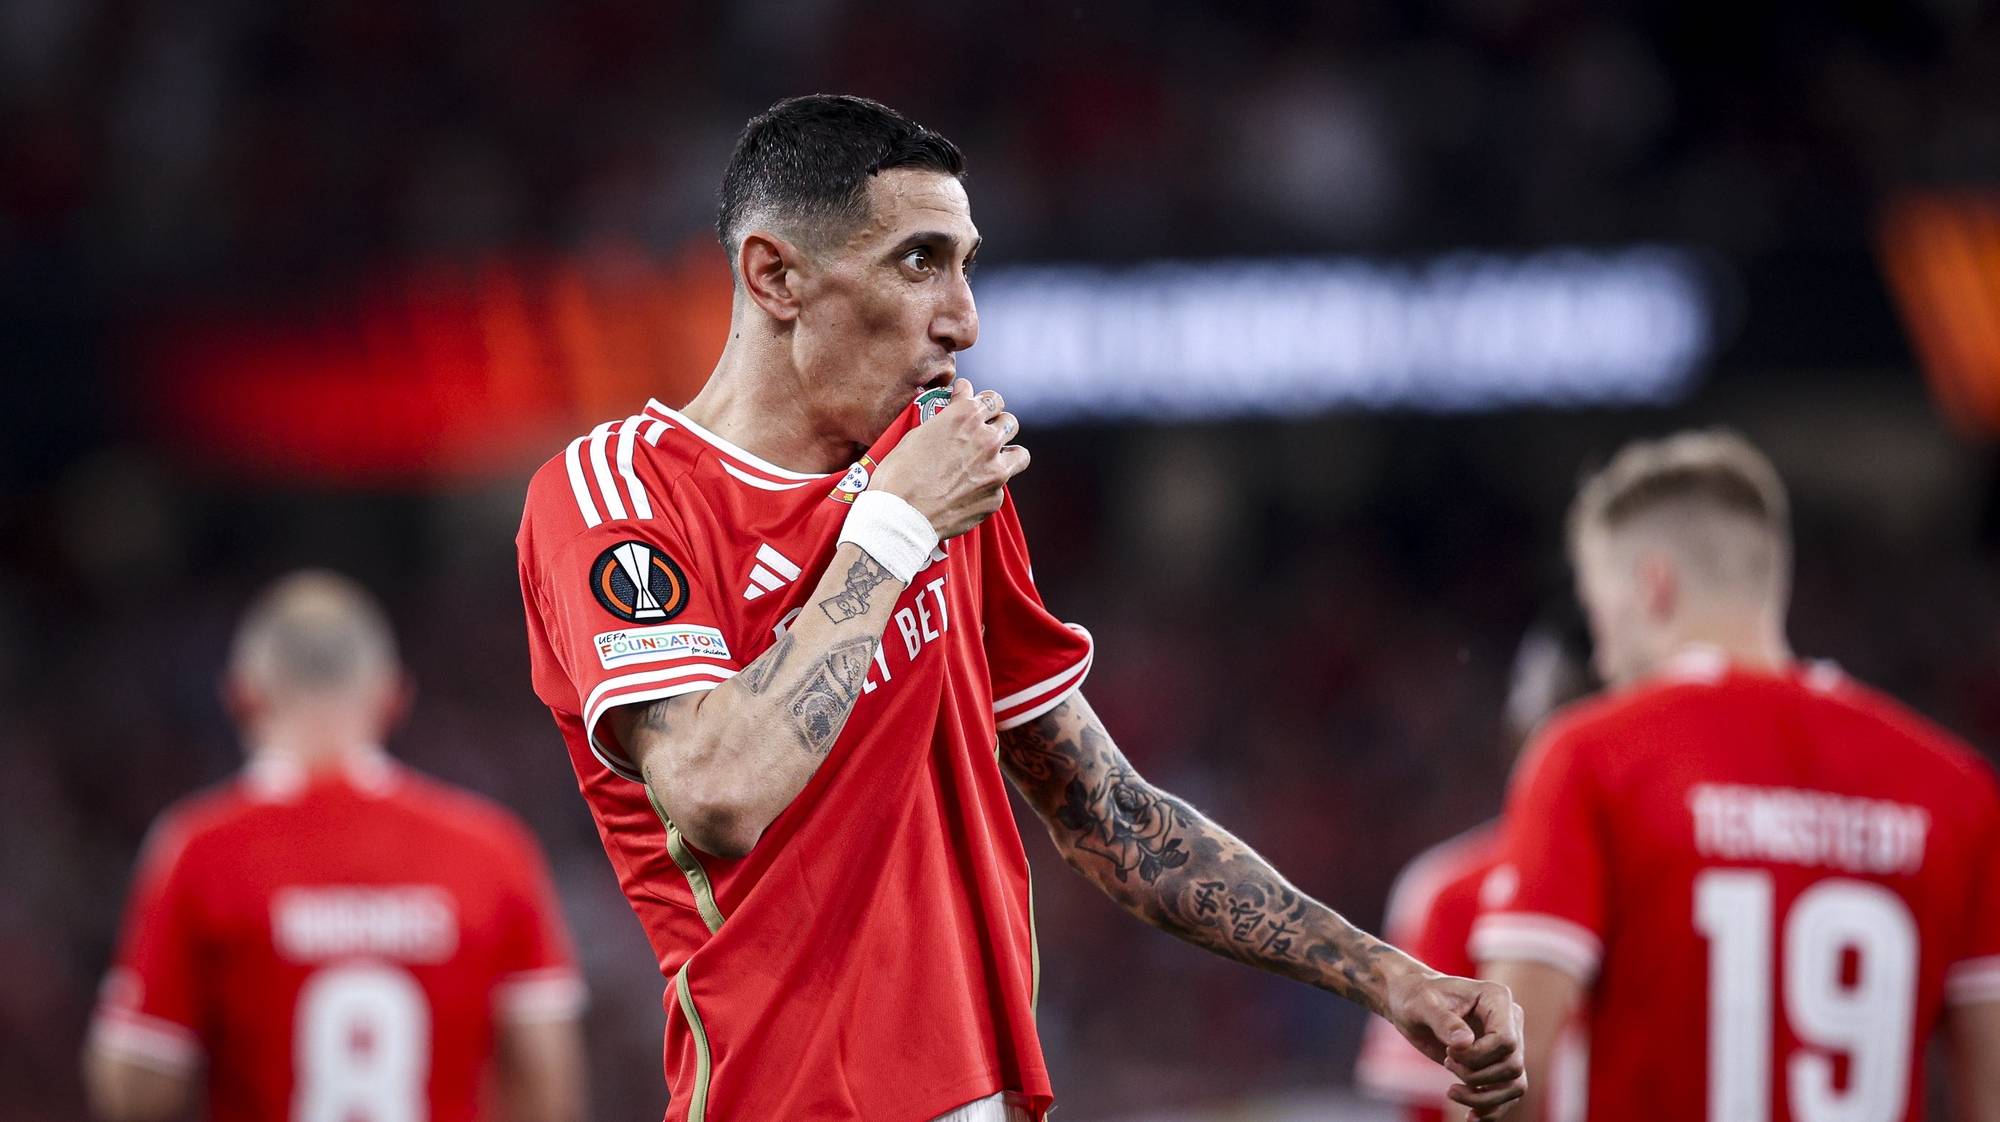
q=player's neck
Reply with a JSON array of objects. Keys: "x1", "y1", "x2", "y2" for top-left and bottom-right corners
[
  {"x1": 1658, "y1": 612, "x2": 1792, "y2": 677},
  {"x1": 680, "y1": 321, "x2": 856, "y2": 476},
  {"x1": 245, "y1": 713, "x2": 386, "y2": 771}
]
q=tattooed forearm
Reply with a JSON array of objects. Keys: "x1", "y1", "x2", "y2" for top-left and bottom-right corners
[
  {"x1": 785, "y1": 637, "x2": 876, "y2": 754},
  {"x1": 818, "y1": 552, "x2": 899, "y2": 623},
  {"x1": 739, "y1": 631, "x2": 795, "y2": 695},
  {"x1": 999, "y1": 695, "x2": 1398, "y2": 1012}
]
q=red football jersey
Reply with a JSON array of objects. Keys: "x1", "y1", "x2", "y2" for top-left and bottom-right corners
[
  {"x1": 91, "y1": 752, "x2": 584, "y2": 1122},
  {"x1": 1357, "y1": 824, "x2": 1584, "y2": 1122},
  {"x1": 515, "y1": 396, "x2": 1093, "y2": 1122},
  {"x1": 1471, "y1": 650, "x2": 2000, "y2": 1122}
]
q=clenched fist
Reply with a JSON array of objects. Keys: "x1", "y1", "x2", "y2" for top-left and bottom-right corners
[{"x1": 1382, "y1": 970, "x2": 1527, "y2": 1121}]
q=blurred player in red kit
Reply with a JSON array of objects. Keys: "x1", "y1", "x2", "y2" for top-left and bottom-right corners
[
  {"x1": 1357, "y1": 609, "x2": 1596, "y2": 1122},
  {"x1": 1476, "y1": 432, "x2": 2000, "y2": 1121},
  {"x1": 85, "y1": 572, "x2": 586, "y2": 1122},
  {"x1": 516, "y1": 94, "x2": 1526, "y2": 1122}
]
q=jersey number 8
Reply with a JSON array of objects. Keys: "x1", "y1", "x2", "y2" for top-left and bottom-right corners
[
  {"x1": 292, "y1": 962, "x2": 431, "y2": 1122},
  {"x1": 1695, "y1": 870, "x2": 1918, "y2": 1122}
]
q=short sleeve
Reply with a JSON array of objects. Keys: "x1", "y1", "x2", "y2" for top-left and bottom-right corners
[
  {"x1": 90, "y1": 818, "x2": 208, "y2": 1073},
  {"x1": 1945, "y1": 771, "x2": 2000, "y2": 1007},
  {"x1": 1469, "y1": 726, "x2": 1608, "y2": 983},
  {"x1": 980, "y1": 491, "x2": 1093, "y2": 730},
  {"x1": 491, "y1": 828, "x2": 588, "y2": 1024},
  {"x1": 529, "y1": 510, "x2": 743, "y2": 782}
]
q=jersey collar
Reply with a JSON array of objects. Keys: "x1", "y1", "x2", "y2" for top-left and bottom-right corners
[
  {"x1": 243, "y1": 746, "x2": 398, "y2": 803},
  {"x1": 643, "y1": 399, "x2": 839, "y2": 488},
  {"x1": 1658, "y1": 643, "x2": 1839, "y2": 692}
]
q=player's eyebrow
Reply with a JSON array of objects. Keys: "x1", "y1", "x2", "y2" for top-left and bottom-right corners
[{"x1": 888, "y1": 230, "x2": 981, "y2": 259}]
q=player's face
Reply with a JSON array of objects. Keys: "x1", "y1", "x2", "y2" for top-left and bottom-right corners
[
  {"x1": 794, "y1": 168, "x2": 981, "y2": 445},
  {"x1": 1575, "y1": 528, "x2": 1659, "y2": 686}
]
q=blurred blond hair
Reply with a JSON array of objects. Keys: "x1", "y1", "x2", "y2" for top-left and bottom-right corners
[
  {"x1": 229, "y1": 570, "x2": 399, "y2": 699},
  {"x1": 1567, "y1": 429, "x2": 1792, "y2": 600}
]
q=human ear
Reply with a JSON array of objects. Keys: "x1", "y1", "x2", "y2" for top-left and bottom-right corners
[
  {"x1": 381, "y1": 673, "x2": 416, "y2": 734},
  {"x1": 738, "y1": 232, "x2": 804, "y2": 323},
  {"x1": 1637, "y1": 551, "x2": 1678, "y2": 622},
  {"x1": 221, "y1": 674, "x2": 257, "y2": 727}
]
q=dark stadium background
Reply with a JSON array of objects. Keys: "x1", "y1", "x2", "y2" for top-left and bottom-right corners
[{"x1": 6, "y1": 2, "x2": 2000, "y2": 1118}]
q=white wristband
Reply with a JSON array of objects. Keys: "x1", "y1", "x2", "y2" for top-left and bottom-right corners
[{"x1": 838, "y1": 491, "x2": 939, "y2": 585}]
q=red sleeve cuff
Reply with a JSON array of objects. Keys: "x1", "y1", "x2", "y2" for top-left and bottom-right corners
[
  {"x1": 993, "y1": 625, "x2": 1094, "y2": 730},
  {"x1": 582, "y1": 664, "x2": 736, "y2": 781}
]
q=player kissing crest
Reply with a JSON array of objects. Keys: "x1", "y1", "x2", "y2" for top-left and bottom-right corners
[
  {"x1": 914, "y1": 386, "x2": 952, "y2": 424},
  {"x1": 829, "y1": 455, "x2": 875, "y2": 504}
]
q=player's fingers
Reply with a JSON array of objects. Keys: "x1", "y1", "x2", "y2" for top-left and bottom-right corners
[
  {"x1": 1415, "y1": 993, "x2": 1476, "y2": 1052},
  {"x1": 989, "y1": 411, "x2": 1020, "y2": 443},
  {"x1": 996, "y1": 442, "x2": 1031, "y2": 478},
  {"x1": 1445, "y1": 1051, "x2": 1525, "y2": 1087},
  {"x1": 951, "y1": 377, "x2": 974, "y2": 400},
  {"x1": 1468, "y1": 978, "x2": 1515, "y2": 1035},
  {"x1": 1448, "y1": 991, "x2": 1521, "y2": 1069},
  {"x1": 1446, "y1": 1075, "x2": 1526, "y2": 1112},
  {"x1": 1446, "y1": 1023, "x2": 1517, "y2": 1071},
  {"x1": 975, "y1": 388, "x2": 1005, "y2": 416}
]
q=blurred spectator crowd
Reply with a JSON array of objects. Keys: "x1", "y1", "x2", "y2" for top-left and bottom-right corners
[{"x1": 5, "y1": 0, "x2": 2000, "y2": 297}]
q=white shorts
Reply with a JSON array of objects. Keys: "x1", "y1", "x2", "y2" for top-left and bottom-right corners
[{"x1": 929, "y1": 1091, "x2": 1033, "y2": 1122}]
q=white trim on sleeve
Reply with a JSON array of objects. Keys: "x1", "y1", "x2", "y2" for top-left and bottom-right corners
[
  {"x1": 494, "y1": 967, "x2": 588, "y2": 1023},
  {"x1": 993, "y1": 625, "x2": 1094, "y2": 730},
  {"x1": 616, "y1": 414, "x2": 653, "y2": 519},
  {"x1": 89, "y1": 1009, "x2": 203, "y2": 1074},
  {"x1": 1946, "y1": 954, "x2": 2000, "y2": 1006},
  {"x1": 584, "y1": 668, "x2": 735, "y2": 782},
  {"x1": 564, "y1": 435, "x2": 602, "y2": 528},
  {"x1": 1469, "y1": 911, "x2": 1603, "y2": 983},
  {"x1": 587, "y1": 420, "x2": 627, "y2": 521}
]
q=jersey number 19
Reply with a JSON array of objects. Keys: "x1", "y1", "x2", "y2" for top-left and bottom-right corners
[{"x1": 1695, "y1": 870, "x2": 1917, "y2": 1122}]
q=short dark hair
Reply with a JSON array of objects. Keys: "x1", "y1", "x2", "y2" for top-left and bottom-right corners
[{"x1": 716, "y1": 94, "x2": 966, "y2": 261}]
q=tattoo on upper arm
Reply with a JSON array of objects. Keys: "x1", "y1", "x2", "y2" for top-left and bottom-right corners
[
  {"x1": 785, "y1": 637, "x2": 875, "y2": 755},
  {"x1": 1000, "y1": 699, "x2": 1394, "y2": 1006},
  {"x1": 818, "y1": 552, "x2": 898, "y2": 623}
]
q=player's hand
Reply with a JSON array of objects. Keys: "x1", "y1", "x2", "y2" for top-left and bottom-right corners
[
  {"x1": 871, "y1": 378, "x2": 1028, "y2": 540},
  {"x1": 1382, "y1": 970, "x2": 1527, "y2": 1121}
]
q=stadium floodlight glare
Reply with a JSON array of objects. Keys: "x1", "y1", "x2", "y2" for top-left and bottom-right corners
[{"x1": 960, "y1": 248, "x2": 1717, "y2": 421}]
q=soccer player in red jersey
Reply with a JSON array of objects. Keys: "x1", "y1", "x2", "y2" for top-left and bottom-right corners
[
  {"x1": 516, "y1": 95, "x2": 1526, "y2": 1122},
  {"x1": 1475, "y1": 432, "x2": 2000, "y2": 1122},
  {"x1": 85, "y1": 572, "x2": 586, "y2": 1122},
  {"x1": 1358, "y1": 615, "x2": 1595, "y2": 1122}
]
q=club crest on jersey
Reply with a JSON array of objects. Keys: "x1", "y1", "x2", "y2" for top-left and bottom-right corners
[
  {"x1": 829, "y1": 454, "x2": 875, "y2": 504},
  {"x1": 589, "y1": 541, "x2": 689, "y2": 622},
  {"x1": 914, "y1": 386, "x2": 952, "y2": 423}
]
